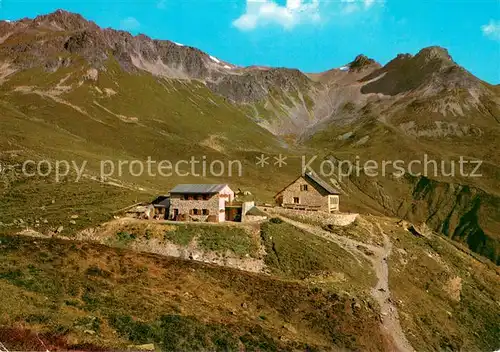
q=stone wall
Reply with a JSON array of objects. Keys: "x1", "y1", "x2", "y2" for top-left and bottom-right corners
[
  {"x1": 169, "y1": 193, "x2": 223, "y2": 222},
  {"x1": 269, "y1": 207, "x2": 358, "y2": 227},
  {"x1": 245, "y1": 215, "x2": 267, "y2": 222}
]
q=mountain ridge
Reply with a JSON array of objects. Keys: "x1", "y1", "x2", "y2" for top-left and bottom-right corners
[{"x1": 2, "y1": 10, "x2": 495, "y2": 83}]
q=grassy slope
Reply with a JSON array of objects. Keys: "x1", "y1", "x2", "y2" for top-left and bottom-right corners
[
  {"x1": 260, "y1": 220, "x2": 376, "y2": 292},
  {"x1": 0, "y1": 233, "x2": 387, "y2": 351},
  {"x1": 0, "y1": 170, "x2": 147, "y2": 236},
  {"x1": 306, "y1": 118, "x2": 500, "y2": 264},
  {"x1": 75, "y1": 217, "x2": 376, "y2": 293},
  {"x1": 271, "y1": 210, "x2": 500, "y2": 351},
  {"x1": 87, "y1": 220, "x2": 262, "y2": 258},
  {"x1": 0, "y1": 57, "x2": 308, "y2": 238},
  {"x1": 376, "y1": 218, "x2": 500, "y2": 352},
  {"x1": 0, "y1": 58, "x2": 300, "y2": 199}
]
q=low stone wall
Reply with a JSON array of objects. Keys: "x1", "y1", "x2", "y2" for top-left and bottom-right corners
[
  {"x1": 244, "y1": 215, "x2": 267, "y2": 223},
  {"x1": 267, "y1": 207, "x2": 358, "y2": 227}
]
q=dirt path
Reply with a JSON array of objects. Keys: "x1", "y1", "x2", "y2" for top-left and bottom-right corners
[
  {"x1": 276, "y1": 215, "x2": 414, "y2": 352},
  {"x1": 371, "y1": 223, "x2": 414, "y2": 352}
]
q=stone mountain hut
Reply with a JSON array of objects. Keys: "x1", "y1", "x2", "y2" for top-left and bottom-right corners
[{"x1": 274, "y1": 172, "x2": 340, "y2": 212}]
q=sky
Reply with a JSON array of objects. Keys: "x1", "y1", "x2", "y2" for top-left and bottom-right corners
[{"x1": 0, "y1": 0, "x2": 499, "y2": 84}]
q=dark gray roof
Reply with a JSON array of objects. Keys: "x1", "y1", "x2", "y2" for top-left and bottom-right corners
[
  {"x1": 169, "y1": 184, "x2": 229, "y2": 194},
  {"x1": 305, "y1": 172, "x2": 340, "y2": 195},
  {"x1": 152, "y1": 196, "x2": 170, "y2": 208}
]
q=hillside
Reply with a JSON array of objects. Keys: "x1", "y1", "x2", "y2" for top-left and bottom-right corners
[
  {"x1": 0, "y1": 221, "x2": 384, "y2": 351},
  {"x1": 1, "y1": 9, "x2": 500, "y2": 351},
  {"x1": 1, "y1": 214, "x2": 499, "y2": 351}
]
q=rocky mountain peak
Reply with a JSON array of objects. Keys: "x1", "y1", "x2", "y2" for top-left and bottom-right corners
[
  {"x1": 415, "y1": 46, "x2": 453, "y2": 63},
  {"x1": 349, "y1": 54, "x2": 377, "y2": 71},
  {"x1": 33, "y1": 9, "x2": 96, "y2": 31},
  {"x1": 359, "y1": 45, "x2": 482, "y2": 96}
]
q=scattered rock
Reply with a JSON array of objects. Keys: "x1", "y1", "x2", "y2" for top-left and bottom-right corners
[
  {"x1": 17, "y1": 228, "x2": 46, "y2": 238},
  {"x1": 56, "y1": 226, "x2": 64, "y2": 233},
  {"x1": 405, "y1": 222, "x2": 432, "y2": 239},
  {"x1": 70, "y1": 215, "x2": 79, "y2": 219},
  {"x1": 337, "y1": 131, "x2": 354, "y2": 141},
  {"x1": 104, "y1": 88, "x2": 117, "y2": 96},
  {"x1": 443, "y1": 276, "x2": 462, "y2": 302},
  {"x1": 282, "y1": 323, "x2": 297, "y2": 334},
  {"x1": 357, "y1": 245, "x2": 374, "y2": 256},
  {"x1": 84, "y1": 68, "x2": 98, "y2": 81},
  {"x1": 354, "y1": 135, "x2": 370, "y2": 146},
  {"x1": 130, "y1": 344, "x2": 155, "y2": 351},
  {"x1": 70, "y1": 220, "x2": 77, "y2": 225}
]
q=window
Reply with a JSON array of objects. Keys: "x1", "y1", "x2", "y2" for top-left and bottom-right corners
[
  {"x1": 191, "y1": 209, "x2": 201, "y2": 215},
  {"x1": 293, "y1": 197, "x2": 300, "y2": 204},
  {"x1": 300, "y1": 185, "x2": 309, "y2": 191},
  {"x1": 195, "y1": 194, "x2": 202, "y2": 200},
  {"x1": 202, "y1": 209, "x2": 209, "y2": 215},
  {"x1": 188, "y1": 195, "x2": 194, "y2": 200},
  {"x1": 330, "y1": 196, "x2": 339, "y2": 205},
  {"x1": 203, "y1": 194, "x2": 210, "y2": 200}
]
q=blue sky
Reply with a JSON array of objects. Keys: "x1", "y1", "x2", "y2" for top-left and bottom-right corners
[{"x1": 1, "y1": 0, "x2": 499, "y2": 83}]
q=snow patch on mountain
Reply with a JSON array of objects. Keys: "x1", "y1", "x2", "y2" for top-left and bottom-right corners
[{"x1": 209, "y1": 55, "x2": 221, "y2": 64}]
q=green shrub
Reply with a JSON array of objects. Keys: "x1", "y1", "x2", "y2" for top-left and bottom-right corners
[
  {"x1": 116, "y1": 231, "x2": 136, "y2": 244},
  {"x1": 269, "y1": 217, "x2": 283, "y2": 224}
]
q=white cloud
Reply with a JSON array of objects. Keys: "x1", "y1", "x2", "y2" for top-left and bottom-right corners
[
  {"x1": 340, "y1": 0, "x2": 379, "y2": 13},
  {"x1": 481, "y1": 20, "x2": 500, "y2": 41},
  {"x1": 364, "y1": 0, "x2": 375, "y2": 8},
  {"x1": 157, "y1": 0, "x2": 166, "y2": 10},
  {"x1": 120, "y1": 17, "x2": 140, "y2": 31},
  {"x1": 233, "y1": 0, "x2": 321, "y2": 31}
]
